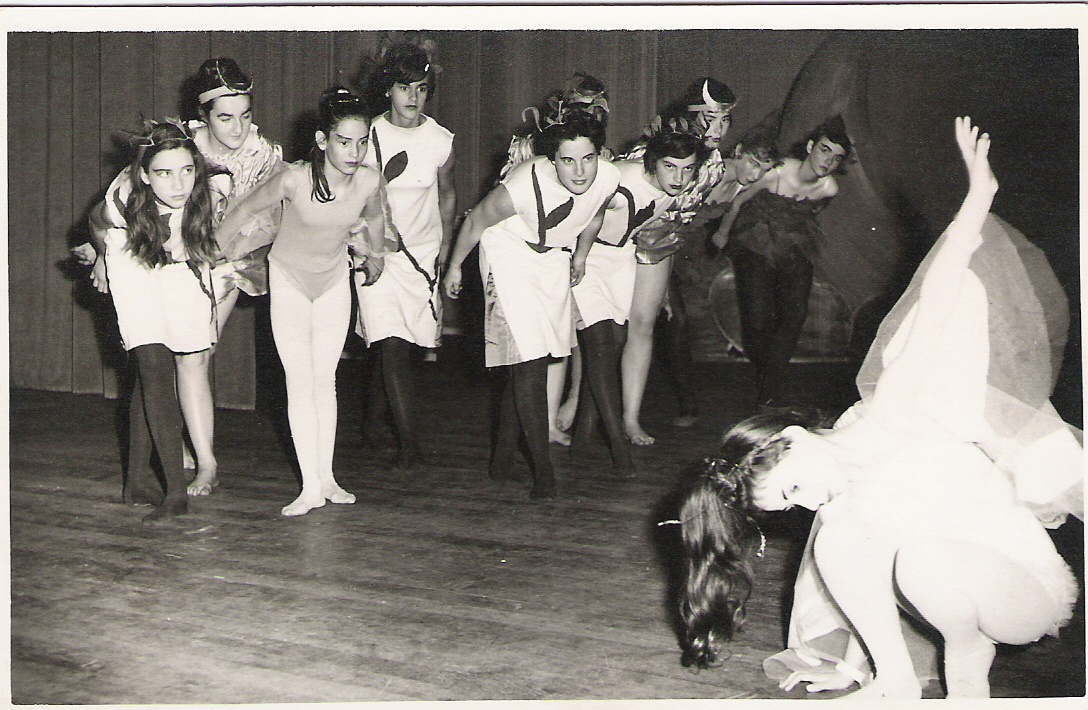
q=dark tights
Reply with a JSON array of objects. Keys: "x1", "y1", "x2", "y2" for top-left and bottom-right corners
[
  {"x1": 571, "y1": 321, "x2": 634, "y2": 476},
  {"x1": 664, "y1": 274, "x2": 698, "y2": 421},
  {"x1": 124, "y1": 343, "x2": 188, "y2": 521},
  {"x1": 365, "y1": 337, "x2": 420, "y2": 468},
  {"x1": 731, "y1": 246, "x2": 813, "y2": 405},
  {"x1": 490, "y1": 357, "x2": 556, "y2": 499}
]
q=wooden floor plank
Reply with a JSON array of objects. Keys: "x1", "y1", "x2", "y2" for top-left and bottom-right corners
[{"x1": 9, "y1": 350, "x2": 1084, "y2": 703}]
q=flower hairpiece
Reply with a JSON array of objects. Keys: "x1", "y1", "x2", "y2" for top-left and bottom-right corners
[{"x1": 128, "y1": 116, "x2": 194, "y2": 149}]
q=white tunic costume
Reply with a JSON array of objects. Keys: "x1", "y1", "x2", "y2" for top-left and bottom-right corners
[
  {"x1": 101, "y1": 168, "x2": 222, "y2": 353},
  {"x1": 480, "y1": 156, "x2": 620, "y2": 366},
  {"x1": 355, "y1": 114, "x2": 454, "y2": 347},
  {"x1": 572, "y1": 159, "x2": 672, "y2": 328}
]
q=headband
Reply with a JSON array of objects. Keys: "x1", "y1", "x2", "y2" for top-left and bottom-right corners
[
  {"x1": 686, "y1": 79, "x2": 736, "y2": 115},
  {"x1": 198, "y1": 83, "x2": 252, "y2": 106}
]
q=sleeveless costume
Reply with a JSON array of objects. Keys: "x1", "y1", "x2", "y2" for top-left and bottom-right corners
[
  {"x1": 355, "y1": 114, "x2": 454, "y2": 348},
  {"x1": 572, "y1": 160, "x2": 672, "y2": 328},
  {"x1": 763, "y1": 209, "x2": 1082, "y2": 689},
  {"x1": 479, "y1": 156, "x2": 620, "y2": 366}
]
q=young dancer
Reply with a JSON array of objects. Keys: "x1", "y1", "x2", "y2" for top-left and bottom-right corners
[
  {"x1": 719, "y1": 116, "x2": 851, "y2": 407},
  {"x1": 215, "y1": 87, "x2": 397, "y2": 516},
  {"x1": 500, "y1": 73, "x2": 613, "y2": 446},
  {"x1": 618, "y1": 77, "x2": 737, "y2": 445},
  {"x1": 673, "y1": 118, "x2": 1082, "y2": 698},
  {"x1": 87, "y1": 120, "x2": 225, "y2": 524},
  {"x1": 569, "y1": 127, "x2": 708, "y2": 477},
  {"x1": 443, "y1": 108, "x2": 620, "y2": 499},
  {"x1": 79, "y1": 57, "x2": 283, "y2": 496},
  {"x1": 355, "y1": 41, "x2": 456, "y2": 471},
  {"x1": 665, "y1": 124, "x2": 782, "y2": 425}
]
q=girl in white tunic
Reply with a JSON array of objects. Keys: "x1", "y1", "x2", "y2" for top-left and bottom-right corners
[
  {"x1": 444, "y1": 110, "x2": 620, "y2": 499},
  {"x1": 671, "y1": 118, "x2": 1081, "y2": 698},
  {"x1": 569, "y1": 128, "x2": 707, "y2": 477},
  {"x1": 355, "y1": 42, "x2": 456, "y2": 470},
  {"x1": 87, "y1": 120, "x2": 225, "y2": 524}
]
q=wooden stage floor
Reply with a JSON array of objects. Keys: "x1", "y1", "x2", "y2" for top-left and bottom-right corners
[{"x1": 10, "y1": 345, "x2": 1085, "y2": 704}]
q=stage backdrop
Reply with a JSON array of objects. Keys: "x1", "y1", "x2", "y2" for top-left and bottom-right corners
[{"x1": 8, "y1": 29, "x2": 826, "y2": 409}]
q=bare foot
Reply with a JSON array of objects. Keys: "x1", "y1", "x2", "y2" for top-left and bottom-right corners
[
  {"x1": 281, "y1": 494, "x2": 326, "y2": 517},
  {"x1": 187, "y1": 469, "x2": 219, "y2": 496},
  {"x1": 625, "y1": 422, "x2": 655, "y2": 446},
  {"x1": 556, "y1": 397, "x2": 578, "y2": 432},
  {"x1": 549, "y1": 427, "x2": 572, "y2": 446}
]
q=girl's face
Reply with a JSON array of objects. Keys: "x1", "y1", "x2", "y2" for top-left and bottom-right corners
[
  {"x1": 317, "y1": 117, "x2": 370, "y2": 177},
  {"x1": 140, "y1": 147, "x2": 197, "y2": 210},
  {"x1": 552, "y1": 137, "x2": 599, "y2": 195},
  {"x1": 204, "y1": 94, "x2": 253, "y2": 153},
  {"x1": 694, "y1": 109, "x2": 731, "y2": 150},
  {"x1": 649, "y1": 154, "x2": 699, "y2": 196},
  {"x1": 805, "y1": 137, "x2": 848, "y2": 178},
  {"x1": 734, "y1": 150, "x2": 776, "y2": 186},
  {"x1": 387, "y1": 78, "x2": 429, "y2": 127},
  {"x1": 751, "y1": 427, "x2": 843, "y2": 512}
]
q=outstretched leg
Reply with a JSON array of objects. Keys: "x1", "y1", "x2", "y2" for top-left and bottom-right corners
[
  {"x1": 381, "y1": 336, "x2": 422, "y2": 470},
  {"x1": 621, "y1": 257, "x2": 672, "y2": 445},
  {"x1": 511, "y1": 357, "x2": 556, "y2": 499},
  {"x1": 579, "y1": 320, "x2": 634, "y2": 477}
]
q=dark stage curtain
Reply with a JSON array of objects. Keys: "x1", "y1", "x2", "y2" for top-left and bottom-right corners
[{"x1": 8, "y1": 29, "x2": 825, "y2": 409}]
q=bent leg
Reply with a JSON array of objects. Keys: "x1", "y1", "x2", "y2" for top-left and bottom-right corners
[
  {"x1": 621, "y1": 257, "x2": 672, "y2": 444},
  {"x1": 580, "y1": 320, "x2": 634, "y2": 476},
  {"x1": 895, "y1": 539, "x2": 1061, "y2": 698},
  {"x1": 812, "y1": 516, "x2": 922, "y2": 698}
]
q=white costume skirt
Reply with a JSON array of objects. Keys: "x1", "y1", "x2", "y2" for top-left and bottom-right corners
[
  {"x1": 572, "y1": 241, "x2": 637, "y2": 329},
  {"x1": 104, "y1": 230, "x2": 216, "y2": 353},
  {"x1": 355, "y1": 240, "x2": 442, "y2": 347},
  {"x1": 479, "y1": 231, "x2": 574, "y2": 367}
]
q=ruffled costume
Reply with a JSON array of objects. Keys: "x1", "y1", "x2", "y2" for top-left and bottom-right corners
[
  {"x1": 190, "y1": 120, "x2": 284, "y2": 298},
  {"x1": 763, "y1": 209, "x2": 1082, "y2": 688}
]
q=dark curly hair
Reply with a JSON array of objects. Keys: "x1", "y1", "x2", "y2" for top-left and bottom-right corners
[{"x1": 531, "y1": 109, "x2": 606, "y2": 161}]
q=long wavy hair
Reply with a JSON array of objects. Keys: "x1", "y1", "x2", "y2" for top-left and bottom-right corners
[
  {"x1": 676, "y1": 409, "x2": 815, "y2": 669},
  {"x1": 311, "y1": 86, "x2": 370, "y2": 203},
  {"x1": 124, "y1": 121, "x2": 218, "y2": 269}
]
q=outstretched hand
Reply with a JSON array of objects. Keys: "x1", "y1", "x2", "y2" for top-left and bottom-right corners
[{"x1": 955, "y1": 116, "x2": 999, "y2": 198}]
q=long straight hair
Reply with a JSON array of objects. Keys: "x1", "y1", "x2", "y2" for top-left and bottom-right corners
[{"x1": 124, "y1": 123, "x2": 218, "y2": 268}]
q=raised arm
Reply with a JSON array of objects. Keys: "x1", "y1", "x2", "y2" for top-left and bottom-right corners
[{"x1": 442, "y1": 184, "x2": 516, "y2": 299}]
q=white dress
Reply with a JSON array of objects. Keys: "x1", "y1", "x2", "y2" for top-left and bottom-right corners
[
  {"x1": 355, "y1": 115, "x2": 454, "y2": 347},
  {"x1": 101, "y1": 169, "x2": 219, "y2": 354},
  {"x1": 572, "y1": 159, "x2": 671, "y2": 328},
  {"x1": 764, "y1": 207, "x2": 1082, "y2": 687},
  {"x1": 480, "y1": 156, "x2": 620, "y2": 366}
]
